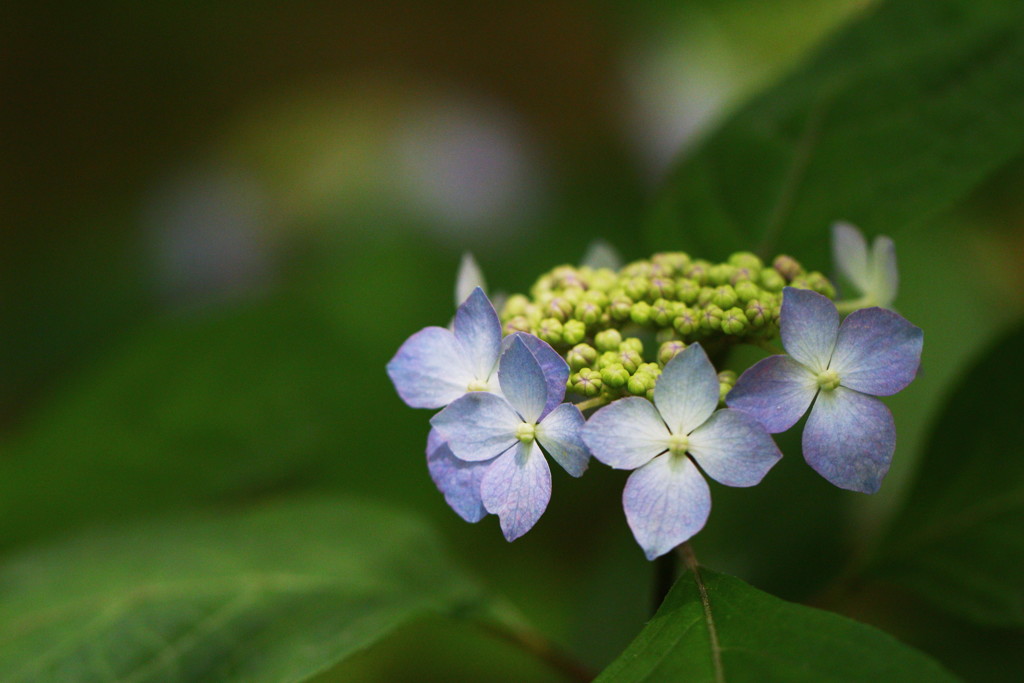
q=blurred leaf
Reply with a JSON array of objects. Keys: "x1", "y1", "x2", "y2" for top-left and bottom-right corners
[
  {"x1": 597, "y1": 564, "x2": 956, "y2": 682},
  {"x1": 647, "y1": 0, "x2": 1024, "y2": 262},
  {"x1": 0, "y1": 496, "x2": 484, "y2": 683},
  {"x1": 872, "y1": 322, "x2": 1024, "y2": 626}
]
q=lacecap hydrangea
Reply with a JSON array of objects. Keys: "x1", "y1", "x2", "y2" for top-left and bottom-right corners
[{"x1": 387, "y1": 224, "x2": 923, "y2": 559}]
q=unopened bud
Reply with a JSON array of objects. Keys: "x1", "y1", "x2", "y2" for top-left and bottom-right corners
[
  {"x1": 624, "y1": 276, "x2": 650, "y2": 301},
  {"x1": 744, "y1": 300, "x2": 769, "y2": 328},
  {"x1": 734, "y1": 280, "x2": 761, "y2": 304},
  {"x1": 562, "y1": 319, "x2": 587, "y2": 345},
  {"x1": 708, "y1": 264, "x2": 737, "y2": 286},
  {"x1": 685, "y1": 261, "x2": 711, "y2": 285},
  {"x1": 772, "y1": 255, "x2": 803, "y2": 281},
  {"x1": 673, "y1": 307, "x2": 700, "y2": 336},
  {"x1": 658, "y1": 340, "x2": 687, "y2": 365},
  {"x1": 504, "y1": 316, "x2": 532, "y2": 334},
  {"x1": 649, "y1": 277, "x2": 675, "y2": 299},
  {"x1": 675, "y1": 278, "x2": 700, "y2": 304},
  {"x1": 594, "y1": 329, "x2": 623, "y2": 353},
  {"x1": 630, "y1": 301, "x2": 652, "y2": 326},
  {"x1": 601, "y1": 363, "x2": 630, "y2": 388},
  {"x1": 567, "y1": 343, "x2": 598, "y2": 370},
  {"x1": 501, "y1": 294, "x2": 531, "y2": 319},
  {"x1": 720, "y1": 307, "x2": 748, "y2": 335},
  {"x1": 717, "y1": 370, "x2": 737, "y2": 385},
  {"x1": 609, "y1": 295, "x2": 633, "y2": 321},
  {"x1": 712, "y1": 285, "x2": 738, "y2": 309},
  {"x1": 700, "y1": 305, "x2": 724, "y2": 332},
  {"x1": 573, "y1": 368, "x2": 603, "y2": 397},
  {"x1": 728, "y1": 251, "x2": 764, "y2": 271},
  {"x1": 545, "y1": 296, "x2": 574, "y2": 321},
  {"x1": 759, "y1": 268, "x2": 786, "y2": 292},
  {"x1": 574, "y1": 300, "x2": 603, "y2": 325},
  {"x1": 805, "y1": 271, "x2": 836, "y2": 299},
  {"x1": 650, "y1": 298, "x2": 676, "y2": 327},
  {"x1": 537, "y1": 318, "x2": 563, "y2": 344},
  {"x1": 621, "y1": 337, "x2": 644, "y2": 354},
  {"x1": 627, "y1": 373, "x2": 655, "y2": 396}
]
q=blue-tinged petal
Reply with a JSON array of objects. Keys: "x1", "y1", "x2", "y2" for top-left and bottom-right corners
[
  {"x1": 687, "y1": 409, "x2": 782, "y2": 487},
  {"x1": 498, "y1": 336, "x2": 548, "y2": 423},
  {"x1": 536, "y1": 403, "x2": 590, "y2": 477},
  {"x1": 653, "y1": 343, "x2": 719, "y2": 435},
  {"x1": 426, "y1": 429, "x2": 488, "y2": 523},
  {"x1": 832, "y1": 222, "x2": 871, "y2": 295},
  {"x1": 582, "y1": 397, "x2": 671, "y2": 470},
  {"x1": 623, "y1": 454, "x2": 711, "y2": 560},
  {"x1": 780, "y1": 287, "x2": 839, "y2": 373},
  {"x1": 507, "y1": 332, "x2": 569, "y2": 419},
  {"x1": 803, "y1": 387, "x2": 895, "y2": 494},
  {"x1": 870, "y1": 235, "x2": 898, "y2": 308},
  {"x1": 430, "y1": 392, "x2": 519, "y2": 462},
  {"x1": 726, "y1": 355, "x2": 819, "y2": 433},
  {"x1": 455, "y1": 253, "x2": 488, "y2": 307},
  {"x1": 481, "y1": 441, "x2": 552, "y2": 541},
  {"x1": 454, "y1": 288, "x2": 503, "y2": 383},
  {"x1": 579, "y1": 239, "x2": 622, "y2": 271},
  {"x1": 830, "y1": 307, "x2": 922, "y2": 396},
  {"x1": 387, "y1": 327, "x2": 475, "y2": 409}
]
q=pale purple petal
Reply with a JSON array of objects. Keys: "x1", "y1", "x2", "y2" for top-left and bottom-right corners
[
  {"x1": 430, "y1": 392, "x2": 519, "y2": 462},
  {"x1": 481, "y1": 441, "x2": 552, "y2": 541},
  {"x1": 536, "y1": 403, "x2": 590, "y2": 477},
  {"x1": 455, "y1": 253, "x2": 488, "y2": 307},
  {"x1": 803, "y1": 387, "x2": 895, "y2": 494},
  {"x1": 507, "y1": 332, "x2": 569, "y2": 419},
  {"x1": 582, "y1": 397, "x2": 671, "y2": 470},
  {"x1": 498, "y1": 336, "x2": 548, "y2": 423},
  {"x1": 580, "y1": 239, "x2": 622, "y2": 270},
  {"x1": 832, "y1": 222, "x2": 871, "y2": 294},
  {"x1": 453, "y1": 288, "x2": 502, "y2": 383},
  {"x1": 426, "y1": 429, "x2": 488, "y2": 523},
  {"x1": 687, "y1": 409, "x2": 782, "y2": 487},
  {"x1": 387, "y1": 327, "x2": 475, "y2": 409},
  {"x1": 829, "y1": 307, "x2": 922, "y2": 396},
  {"x1": 623, "y1": 454, "x2": 711, "y2": 560},
  {"x1": 870, "y1": 235, "x2": 898, "y2": 307},
  {"x1": 654, "y1": 343, "x2": 719, "y2": 435},
  {"x1": 780, "y1": 288, "x2": 839, "y2": 373},
  {"x1": 726, "y1": 355, "x2": 819, "y2": 433}
]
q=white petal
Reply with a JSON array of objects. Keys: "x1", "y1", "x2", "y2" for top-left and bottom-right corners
[
  {"x1": 623, "y1": 454, "x2": 711, "y2": 560},
  {"x1": 536, "y1": 403, "x2": 590, "y2": 477},
  {"x1": 869, "y1": 235, "x2": 898, "y2": 308},
  {"x1": 582, "y1": 398, "x2": 670, "y2": 470},
  {"x1": 455, "y1": 252, "x2": 488, "y2": 306},
  {"x1": 832, "y1": 222, "x2": 871, "y2": 294},
  {"x1": 653, "y1": 343, "x2": 719, "y2": 435},
  {"x1": 430, "y1": 392, "x2": 519, "y2": 462},
  {"x1": 481, "y1": 441, "x2": 552, "y2": 541},
  {"x1": 687, "y1": 409, "x2": 782, "y2": 487}
]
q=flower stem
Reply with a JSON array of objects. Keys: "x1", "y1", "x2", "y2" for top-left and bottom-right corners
[
  {"x1": 834, "y1": 296, "x2": 871, "y2": 314},
  {"x1": 575, "y1": 396, "x2": 609, "y2": 413}
]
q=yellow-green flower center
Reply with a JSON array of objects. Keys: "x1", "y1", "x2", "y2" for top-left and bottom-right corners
[
  {"x1": 668, "y1": 433, "x2": 690, "y2": 456},
  {"x1": 817, "y1": 369, "x2": 841, "y2": 391},
  {"x1": 516, "y1": 422, "x2": 537, "y2": 443},
  {"x1": 466, "y1": 379, "x2": 489, "y2": 392}
]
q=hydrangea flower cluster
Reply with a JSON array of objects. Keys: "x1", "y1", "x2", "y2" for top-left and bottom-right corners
[{"x1": 387, "y1": 225, "x2": 924, "y2": 559}]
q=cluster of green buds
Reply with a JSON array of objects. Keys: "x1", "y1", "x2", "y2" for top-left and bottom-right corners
[{"x1": 498, "y1": 251, "x2": 835, "y2": 405}]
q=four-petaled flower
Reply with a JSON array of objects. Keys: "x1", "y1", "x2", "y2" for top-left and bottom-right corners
[
  {"x1": 583, "y1": 344, "x2": 781, "y2": 559},
  {"x1": 727, "y1": 287, "x2": 923, "y2": 493},
  {"x1": 431, "y1": 336, "x2": 590, "y2": 540},
  {"x1": 387, "y1": 288, "x2": 567, "y2": 523},
  {"x1": 832, "y1": 222, "x2": 898, "y2": 309}
]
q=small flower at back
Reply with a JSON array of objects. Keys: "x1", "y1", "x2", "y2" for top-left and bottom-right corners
[
  {"x1": 832, "y1": 222, "x2": 898, "y2": 309},
  {"x1": 430, "y1": 337, "x2": 590, "y2": 540},
  {"x1": 727, "y1": 287, "x2": 923, "y2": 493},
  {"x1": 583, "y1": 344, "x2": 781, "y2": 560}
]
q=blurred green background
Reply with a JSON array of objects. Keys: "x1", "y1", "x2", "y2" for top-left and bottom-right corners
[{"x1": 3, "y1": 0, "x2": 1023, "y2": 680}]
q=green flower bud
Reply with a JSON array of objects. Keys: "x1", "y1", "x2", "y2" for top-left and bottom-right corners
[
  {"x1": 719, "y1": 381, "x2": 732, "y2": 404},
  {"x1": 728, "y1": 251, "x2": 764, "y2": 271},
  {"x1": 734, "y1": 280, "x2": 761, "y2": 304},
  {"x1": 562, "y1": 319, "x2": 587, "y2": 345},
  {"x1": 567, "y1": 343, "x2": 598, "y2": 370},
  {"x1": 530, "y1": 274, "x2": 555, "y2": 298},
  {"x1": 588, "y1": 268, "x2": 619, "y2": 292},
  {"x1": 624, "y1": 276, "x2": 650, "y2": 301},
  {"x1": 573, "y1": 368, "x2": 603, "y2": 397},
  {"x1": 652, "y1": 251, "x2": 691, "y2": 274},
  {"x1": 501, "y1": 294, "x2": 531, "y2": 319},
  {"x1": 595, "y1": 328, "x2": 623, "y2": 353},
  {"x1": 697, "y1": 286, "x2": 716, "y2": 307},
  {"x1": 720, "y1": 307, "x2": 748, "y2": 335},
  {"x1": 675, "y1": 278, "x2": 701, "y2": 304},
  {"x1": 622, "y1": 260, "x2": 654, "y2": 278},
  {"x1": 524, "y1": 304, "x2": 544, "y2": 325},
  {"x1": 551, "y1": 265, "x2": 585, "y2": 290},
  {"x1": 650, "y1": 298, "x2": 676, "y2": 327},
  {"x1": 685, "y1": 260, "x2": 711, "y2": 285},
  {"x1": 601, "y1": 363, "x2": 630, "y2": 388},
  {"x1": 638, "y1": 362, "x2": 662, "y2": 377},
  {"x1": 772, "y1": 255, "x2": 803, "y2": 281},
  {"x1": 574, "y1": 300, "x2": 603, "y2": 325},
  {"x1": 708, "y1": 263, "x2": 737, "y2": 286},
  {"x1": 655, "y1": 328, "x2": 677, "y2": 344},
  {"x1": 658, "y1": 340, "x2": 687, "y2": 366},
  {"x1": 503, "y1": 316, "x2": 532, "y2": 335},
  {"x1": 609, "y1": 295, "x2": 633, "y2": 321},
  {"x1": 649, "y1": 277, "x2": 675, "y2": 300},
  {"x1": 712, "y1": 285, "x2": 738, "y2": 309},
  {"x1": 759, "y1": 268, "x2": 786, "y2": 292},
  {"x1": 700, "y1": 305, "x2": 724, "y2": 332},
  {"x1": 673, "y1": 307, "x2": 700, "y2": 336},
  {"x1": 630, "y1": 301, "x2": 652, "y2": 326},
  {"x1": 744, "y1": 299, "x2": 769, "y2": 328},
  {"x1": 729, "y1": 267, "x2": 756, "y2": 285},
  {"x1": 717, "y1": 369, "x2": 737, "y2": 385},
  {"x1": 597, "y1": 351, "x2": 621, "y2": 369},
  {"x1": 621, "y1": 337, "x2": 644, "y2": 355},
  {"x1": 537, "y1": 317, "x2": 563, "y2": 344},
  {"x1": 582, "y1": 289, "x2": 609, "y2": 307},
  {"x1": 627, "y1": 373, "x2": 655, "y2": 396},
  {"x1": 544, "y1": 296, "x2": 574, "y2": 322},
  {"x1": 805, "y1": 271, "x2": 836, "y2": 298},
  {"x1": 788, "y1": 276, "x2": 813, "y2": 290},
  {"x1": 560, "y1": 286, "x2": 585, "y2": 306},
  {"x1": 616, "y1": 348, "x2": 643, "y2": 374}
]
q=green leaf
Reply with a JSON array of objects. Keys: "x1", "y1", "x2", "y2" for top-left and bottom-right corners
[
  {"x1": 0, "y1": 497, "x2": 483, "y2": 683},
  {"x1": 647, "y1": 0, "x2": 1024, "y2": 261},
  {"x1": 872, "y1": 322, "x2": 1024, "y2": 626},
  {"x1": 597, "y1": 563, "x2": 957, "y2": 682}
]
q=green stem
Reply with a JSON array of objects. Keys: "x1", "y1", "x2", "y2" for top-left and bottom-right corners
[
  {"x1": 575, "y1": 396, "x2": 609, "y2": 413},
  {"x1": 834, "y1": 296, "x2": 871, "y2": 315}
]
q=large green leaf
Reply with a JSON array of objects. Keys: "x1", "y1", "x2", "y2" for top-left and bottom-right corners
[
  {"x1": 872, "y1": 322, "x2": 1024, "y2": 626},
  {"x1": 597, "y1": 564, "x2": 956, "y2": 682},
  {"x1": 647, "y1": 0, "x2": 1024, "y2": 262},
  {"x1": 0, "y1": 497, "x2": 483, "y2": 683}
]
